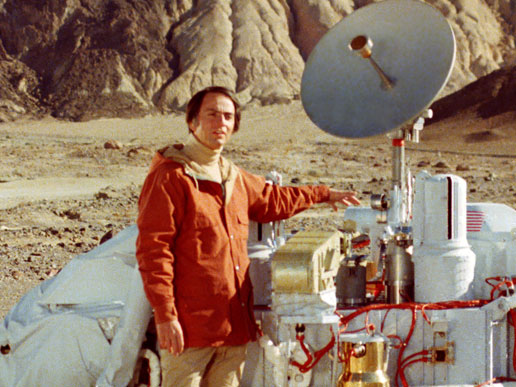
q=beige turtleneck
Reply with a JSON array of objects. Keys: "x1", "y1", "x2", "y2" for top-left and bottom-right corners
[
  {"x1": 182, "y1": 134, "x2": 223, "y2": 182},
  {"x1": 161, "y1": 133, "x2": 239, "y2": 205},
  {"x1": 163, "y1": 133, "x2": 234, "y2": 184}
]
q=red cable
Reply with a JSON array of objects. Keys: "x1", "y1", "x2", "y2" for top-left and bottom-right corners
[
  {"x1": 364, "y1": 312, "x2": 376, "y2": 335},
  {"x1": 290, "y1": 334, "x2": 313, "y2": 371},
  {"x1": 296, "y1": 336, "x2": 335, "y2": 373},
  {"x1": 485, "y1": 276, "x2": 516, "y2": 300},
  {"x1": 486, "y1": 276, "x2": 503, "y2": 287},
  {"x1": 399, "y1": 357, "x2": 430, "y2": 387},
  {"x1": 399, "y1": 349, "x2": 430, "y2": 368},
  {"x1": 299, "y1": 334, "x2": 314, "y2": 366},
  {"x1": 387, "y1": 335, "x2": 404, "y2": 349},
  {"x1": 490, "y1": 280, "x2": 514, "y2": 300},
  {"x1": 381, "y1": 307, "x2": 392, "y2": 332},
  {"x1": 290, "y1": 328, "x2": 336, "y2": 373},
  {"x1": 395, "y1": 308, "x2": 417, "y2": 387},
  {"x1": 420, "y1": 304, "x2": 433, "y2": 325},
  {"x1": 306, "y1": 334, "x2": 336, "y2": 372},
  {"x1": 342, "y1": 326, "x2": 368, "y2": 334},
  {"x1": 339, "y1": 300, "x2": 489, "y2": 330}
]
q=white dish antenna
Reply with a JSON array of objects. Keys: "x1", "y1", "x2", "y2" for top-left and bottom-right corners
[{"x1": 301, "y1": 0, "x2": 456, "y2": 138}]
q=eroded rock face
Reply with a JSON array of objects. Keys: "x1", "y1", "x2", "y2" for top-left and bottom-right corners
[
  {"x1": 0, "y1": 0, "x2": 514, "y2": 121},
  {"x1": 0, "y1": 0, "x2": 174, "y2": 121},
  {"x1": 429, "y1": 66, "x2": 516, "y2": 123},
  {"x1": 0, "y1": 53, "x2": 42, "y2": 122}
]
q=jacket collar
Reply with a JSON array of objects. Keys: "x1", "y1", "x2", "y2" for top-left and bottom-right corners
[{"x1": 159, "y1": 143, "x2": 239, "y2": 206}]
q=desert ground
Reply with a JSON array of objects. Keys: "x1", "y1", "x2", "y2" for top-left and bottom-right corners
[{"x1": 1, "y1": 102, "x2": 515, "y2": 319}]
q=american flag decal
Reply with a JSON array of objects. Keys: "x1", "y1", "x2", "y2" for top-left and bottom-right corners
[{"x1": 467, "y1": 210, "x2": 485, "y2": 232}]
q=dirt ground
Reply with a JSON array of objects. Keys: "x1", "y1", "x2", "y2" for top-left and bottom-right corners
[{"x1": 1, "y1": 102, "x2": 515, "y2": 319}]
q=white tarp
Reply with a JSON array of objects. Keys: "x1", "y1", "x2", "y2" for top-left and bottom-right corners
[{"x1": 0, "y1": 226, "x2": 152, "y2": 387}]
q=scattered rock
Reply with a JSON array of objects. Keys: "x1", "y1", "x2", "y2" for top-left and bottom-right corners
[
  {"x1": 433, "y1": 161, "x2": 450, "y2": 169},
  {"x1": 95, "y1": 191, "x2": 111, "y2": 200},
  {"x1": 127, "y1": 148, "x2": 142, "y2": 157},
  {"x1": 46, "y1": 269, "x2": 60, "y2": 278},
  {"x1": 104, "y1": 140, "x2": 123, "y2": 150},
  {"x1": 308, "y1": 169, "x2": 322, "y2": 177},
  {"x1": 62, "y1": 209, "x2": 81, "y2": 220},
  {"x1": 456, "y1": 164, "x2": 471, "y2": 171},
  {"x1": 485, "y1": 172, "x2": 497, "y2": 181},
  {"x1": 99, "y1": 229, "x2": 114, "y2": 245}
]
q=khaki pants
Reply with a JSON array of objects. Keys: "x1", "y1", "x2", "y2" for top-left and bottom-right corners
[{"x1": 160, "y1": 344, "x2": 247, "y2": 387}]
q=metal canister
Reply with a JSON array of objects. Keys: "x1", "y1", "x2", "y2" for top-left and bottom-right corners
[
  {"x1": 385, "y1": 233, "x2": 414, "y2": 304},
  {"x1": 337, "y1": 333, "x2": 390, "y2": 386},
  {"x1": 336, "y1": 257, "x2": 367, "y2": 307}
]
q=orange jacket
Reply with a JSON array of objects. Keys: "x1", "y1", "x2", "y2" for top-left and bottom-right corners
[{"x1": 136, "y1": 150, "x2": 330, "y2": 348}]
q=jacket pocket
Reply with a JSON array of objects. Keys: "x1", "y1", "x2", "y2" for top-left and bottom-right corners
[
  {"x1": 235, "y1": 211, "x2": 249, "y2": 240},
  {"x1": 179, "y1": 214, "x2": 225, "y2": 260}
]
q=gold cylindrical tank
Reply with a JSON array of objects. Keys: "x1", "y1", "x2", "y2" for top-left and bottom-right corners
[{"x1": 337, "y1": 333, "x2": 390, "y2": 386}]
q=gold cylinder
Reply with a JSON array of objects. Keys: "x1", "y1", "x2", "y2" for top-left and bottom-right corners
[{"x1": 337, "y1": 333, "x2": 390, "y2": 387}]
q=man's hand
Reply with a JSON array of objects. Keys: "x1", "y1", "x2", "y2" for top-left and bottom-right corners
[
  {"x1": 327, "y1": 190, "x2": 361, "y2": 211},
  {"x1": 156, "y1": 319, "x2": 184, "y2": 355}
]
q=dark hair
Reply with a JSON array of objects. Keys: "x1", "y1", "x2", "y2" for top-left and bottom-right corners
[{"x1": 186, "y1": 86, "x2": 241, "y2": 132}]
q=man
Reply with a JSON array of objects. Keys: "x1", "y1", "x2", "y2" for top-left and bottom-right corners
[{"x1": 136, "y1": 86, "x2": 360, "y2": 387}]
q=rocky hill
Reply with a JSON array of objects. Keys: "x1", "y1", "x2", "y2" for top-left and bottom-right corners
[
  {"x1": 0, "y1": 0, "x2": 515, "y2": 122},
  {"x1": 430, "y1": 65, "x2": 516, "y2": 123}
]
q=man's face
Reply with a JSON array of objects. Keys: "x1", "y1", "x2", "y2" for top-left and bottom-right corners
[{"x1": 189, "y1": 92, "x2": 236, "y2": 150}]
